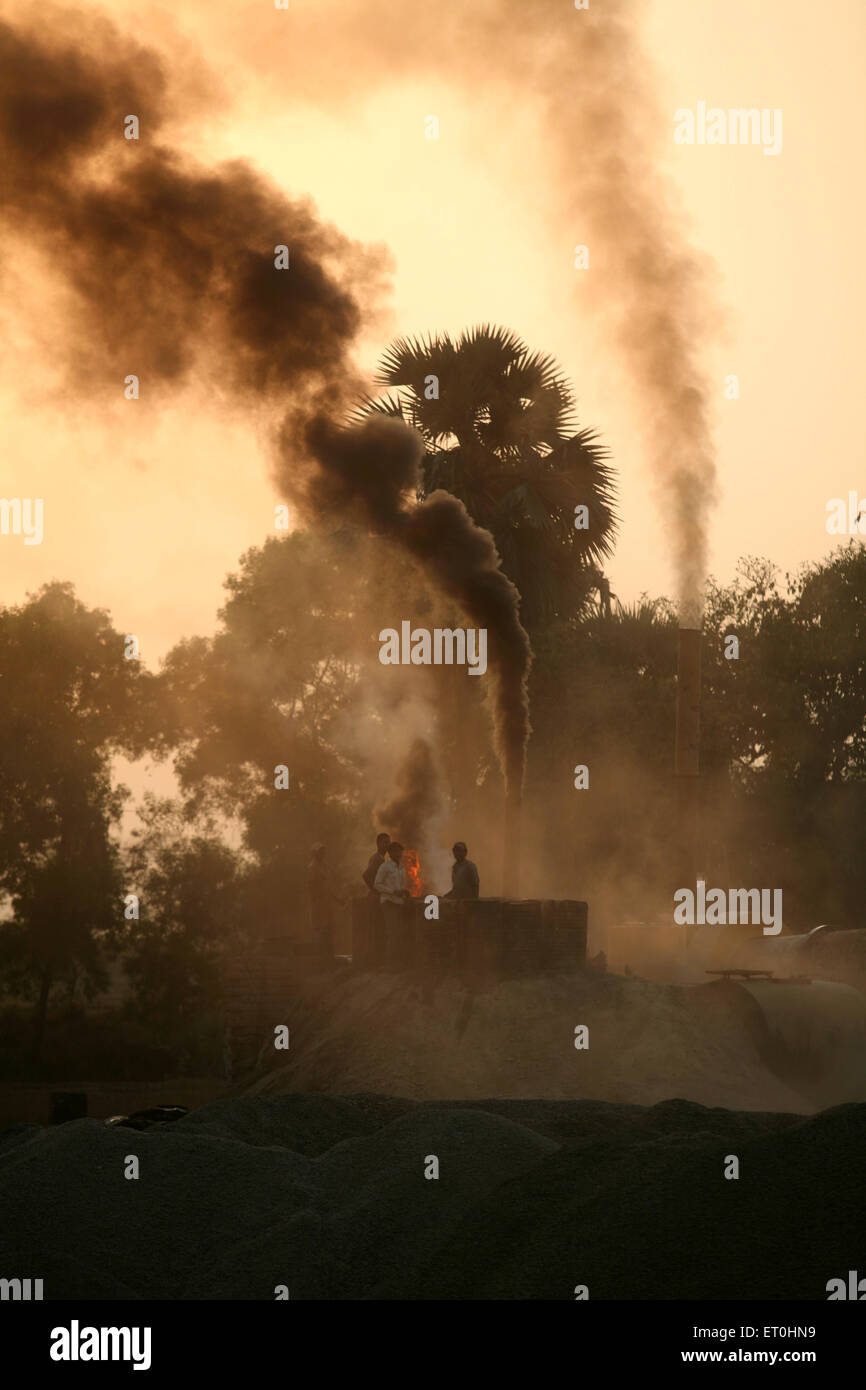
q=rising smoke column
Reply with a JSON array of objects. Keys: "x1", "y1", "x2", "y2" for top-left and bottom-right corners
[
  {"x1": 375, "y1": 737, "x2": 441, "y2": 849},
  {"x1": 534, "y1": 0, "x2": 720, "y2": 624},
  {"x1": 466, "y1": 0, "x2": 721, "y2": 623}
]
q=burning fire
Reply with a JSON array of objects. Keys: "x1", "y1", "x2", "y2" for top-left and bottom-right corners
[{"x1": 404, "y1": 848, "x2": 424, "y2": 898}]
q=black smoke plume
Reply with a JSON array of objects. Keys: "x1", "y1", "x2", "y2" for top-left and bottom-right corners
[
  {"x1": 0, "y1": 12, "x2": 376, "y2": 408},
  {"x1": 0, "y1": 8, "x2": 532, "y2": 812},
  {"x1": 301, "y1": 414, "x2": 531, "y2": 805},
  {"x1": 375, "y1": 737, "x2": 441, "y2": 849}
]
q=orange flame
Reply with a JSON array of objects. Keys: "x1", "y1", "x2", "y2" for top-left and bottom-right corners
[{"x1": 404, "y1": 848, "x2": 424, "y2": 898}]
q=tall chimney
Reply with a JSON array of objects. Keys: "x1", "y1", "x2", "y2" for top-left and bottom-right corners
[
  {"x1": 674, "y1": 627, "x2": 701, "y2": 777},
  {"x1": 503, "y1": 790, "x2": 521, "y2": 898},
  {"x1": 674, "y1": 626, "x2": 702, "y2": 889}
]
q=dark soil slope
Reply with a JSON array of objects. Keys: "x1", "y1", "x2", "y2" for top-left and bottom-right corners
[{"x1": 1, "y1": 1093, "x2": 861, "y2": 1300}]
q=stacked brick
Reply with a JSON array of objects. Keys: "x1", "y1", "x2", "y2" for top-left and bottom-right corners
[
  {"x1": 546, "y1": 899, "x2": 590, "y2": 970},
  {"x1": 351, "y1": 897, "x2": 587, "y2": 980}
]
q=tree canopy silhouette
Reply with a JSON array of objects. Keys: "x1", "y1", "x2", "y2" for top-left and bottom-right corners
[
  {"x1": 0, "y1": 583, "x2": 155, "y2": 1059},
  {"x1": 350, "y1": 325, "x2": 618, "y2": 632}
]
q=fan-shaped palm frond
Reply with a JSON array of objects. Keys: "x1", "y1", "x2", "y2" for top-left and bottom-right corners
[
  {"x1": 344, "y1": 392, "x2": 409, "y2": 428},
  {"x1": 352, "y1": 326, "x2": 619, "y2": 630}
]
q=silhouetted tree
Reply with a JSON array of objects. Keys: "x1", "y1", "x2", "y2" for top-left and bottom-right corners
[
  {"x1": 526, "y1": 547, "x2": 866, "y2": 925},
  {"x1": 351, "y1": 325, "x2": 618, "y2": 632},
  {"x1": 123, "y1": 797, "x2": 245, "y2": 1060},
  {"x1": 700, "y1": 545, "x2": 866, "y2": 924},
  {"x1": 0, "y1": 583, "x2": 154, "y2": 1059}
]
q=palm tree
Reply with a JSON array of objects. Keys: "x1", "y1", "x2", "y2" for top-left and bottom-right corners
[{"x1": 350, "y1": 325, "x2": 618, "y2": 632}]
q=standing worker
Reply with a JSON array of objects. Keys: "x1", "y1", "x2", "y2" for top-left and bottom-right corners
[
  {"x1": 444, "y1": 841, "x2": 480, "y2": 900},
  {"x1": 362, "y1": 832, "x2": 391, "y2": 892},
  {"x1": 373, "y1": 840, "x2": 409, "y2": 932}
]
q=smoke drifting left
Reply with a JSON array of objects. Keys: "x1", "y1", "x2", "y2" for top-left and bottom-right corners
[
  {"x1": 0, "y1": 7, "x2": 532, "y2": 843},
  {"x1": 0, "y1": 11, "x2": 377, "y2": 408}
]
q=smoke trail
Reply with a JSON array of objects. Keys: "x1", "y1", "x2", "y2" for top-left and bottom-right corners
[
  {"x1": 0, "y1": 11, "x2": 378, "y2": 409},
  {"x1": 536, "y1": 0, "x2": 719, "y2": 624},
  {"x1": 375, "y1": 737, "x2": 441, "y2": 849},
  {"x1": 299, "y1": 413, "x2": 531, "y2": 805},
  {"x1": 229, "y1": 0, "x2": 720, "y2": 622},
  {"x1": 0, "y1": 8, "x2": 532, "y2": 806}
]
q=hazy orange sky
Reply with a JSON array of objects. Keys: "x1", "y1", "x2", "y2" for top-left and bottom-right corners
[{"x1": 2, "y1": 0, "x2": 863, "y2": 667}]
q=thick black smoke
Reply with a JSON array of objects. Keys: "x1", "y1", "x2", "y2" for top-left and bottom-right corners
[
  {"x1": 0, "y1": 9, "x2": 532, "y2": 810},
  {"x1": 0, "y1": 12, "x2": 377, "y2": 407},
  {"x1": 375, "y1": 737, "x2": 441, "y2": 849},
  {"x1": 302, "y1": 414, "x2": 532, "y2": 802}
]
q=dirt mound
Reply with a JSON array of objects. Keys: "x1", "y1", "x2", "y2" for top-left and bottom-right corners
[
  {"x1": 1, "y1": 1093, "x2": 861, "y2": 1299},
  {"x1": 244, "y1": 968, "x2": 811, "y2": 1112}
]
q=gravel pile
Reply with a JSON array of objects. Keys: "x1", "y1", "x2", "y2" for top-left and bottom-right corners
[
  {"x1": 246, "y1": 970, "x2": 811, "y2": 1111},
  {"x1": 1, "y1": 1093, "x2": 862, "y2": 1299}
]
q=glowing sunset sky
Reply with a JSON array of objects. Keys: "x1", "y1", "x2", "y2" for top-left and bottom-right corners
[{"x1": 2, "y1": 0, "x2": 863, "y2": 664}]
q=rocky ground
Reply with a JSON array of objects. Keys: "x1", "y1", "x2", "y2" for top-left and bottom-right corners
[
  {"x1": 1, "y1": 1091, "x2": 862, "y2": 1299},
  {"x1": 4, "y1": 960, "x2": 863, "y2": 1301},
  {"x1": 244, "y1": 967, "x2": 819, "y2": 1112}
]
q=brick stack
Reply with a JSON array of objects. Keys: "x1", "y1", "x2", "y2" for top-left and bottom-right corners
[
  {"x1": 499, "y1": 898, "x2": 544, "y2": 975},
  {"x1": 543, "y1": 899, "x2": 588, "y2": 972},
  {"x1": 416, "y1": 898, "x2": 461, "y2": 972},
  {"x1": 348, "y1": 896, "x2": 589, "y2": 979}
]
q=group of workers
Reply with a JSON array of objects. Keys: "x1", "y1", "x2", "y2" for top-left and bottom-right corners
[{"x1": 307, "y1": 833, "x2": 480, "y2": 959}]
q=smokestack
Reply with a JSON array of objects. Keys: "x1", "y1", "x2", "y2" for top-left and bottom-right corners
[
  {"x1": 674, "y1": 626, "x2": 702, "y2": 890},
  {"x1": 503, "y1": 791, "x2": 521, "y2": 899},
  {"x1": 674, "y1": 627, "x2": 701, "y2": 778}
]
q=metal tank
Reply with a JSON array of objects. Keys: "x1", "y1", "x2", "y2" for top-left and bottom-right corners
[{"x1": 716, "y1": 971, "x2": 866, "y2": 1106}]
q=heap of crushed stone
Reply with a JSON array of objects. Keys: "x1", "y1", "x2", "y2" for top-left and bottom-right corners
[
  {"x1": 1, "y1": 1093, "x2": 862, "y2": 1299},
  {"x1": 243, "y1": 969, "x2": 811, "y2": 1112}
]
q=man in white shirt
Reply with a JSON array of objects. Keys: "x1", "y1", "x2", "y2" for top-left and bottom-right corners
[{"x1": 373, "y1": 840, "x2": 409, "y2": 926}]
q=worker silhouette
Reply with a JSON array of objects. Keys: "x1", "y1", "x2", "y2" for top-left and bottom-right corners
[
  {"x1": 443, "y1": 841, "x2": 480, "y2": 899},
  {"x1": 362, "y1": 832, "x2": 391, "y2": 893},
  {"x1": 373, "y1": 840, "x2": 409, "y2": 937}
]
